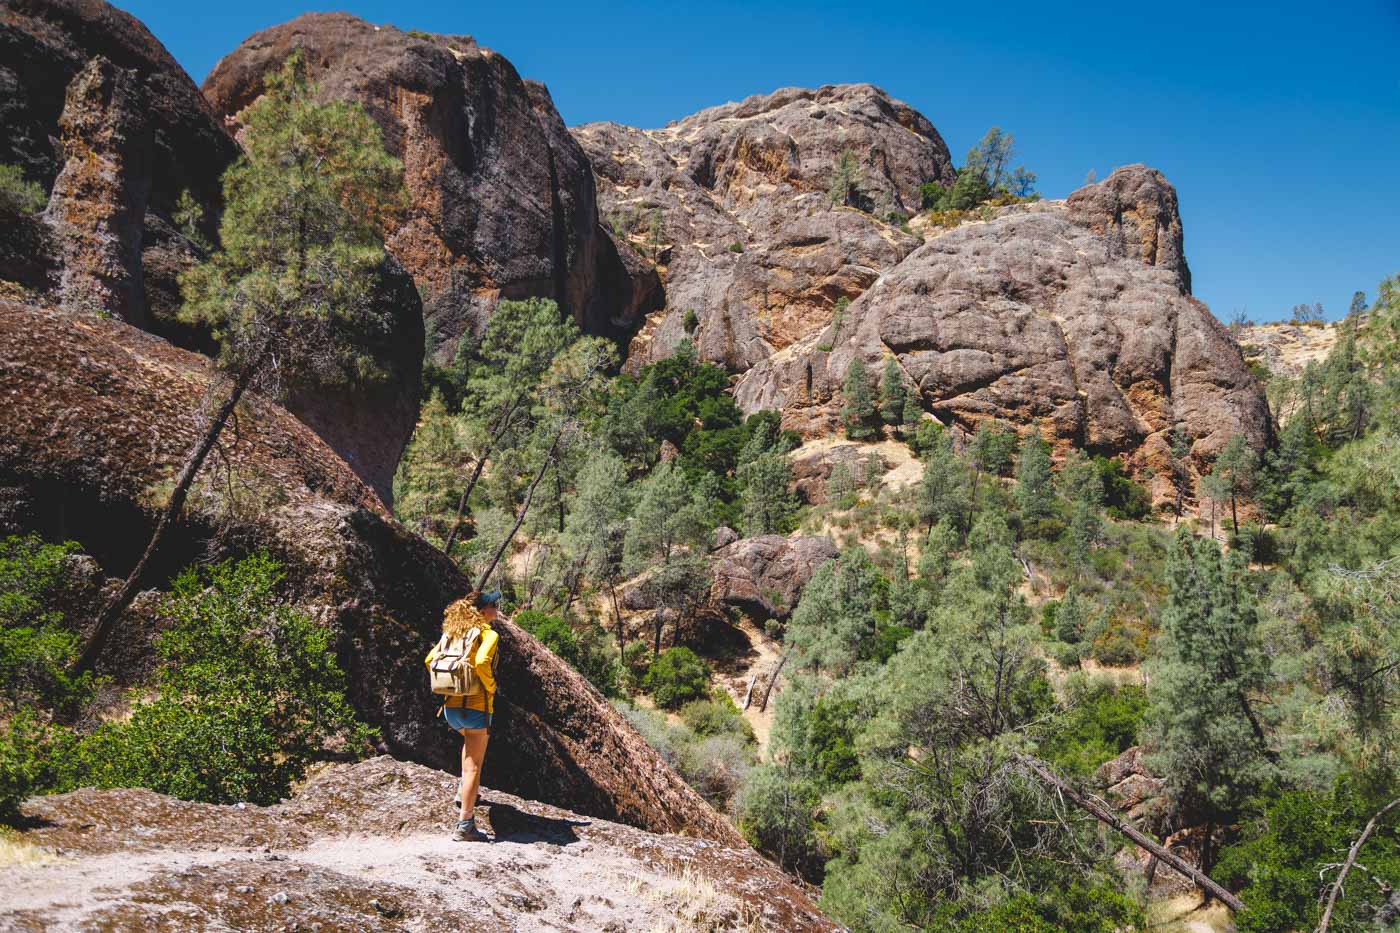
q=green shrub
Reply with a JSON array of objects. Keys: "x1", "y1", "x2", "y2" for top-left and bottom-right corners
[
  {"x1": 1040, "y1": 683, "x2": 1146, "y2": 777},
  {"x1": 0, "y1": 710, "x2": 77, "y2": 821},
  {"x1": 727, "y1": 241, "x2": 744, "y2": 253},
  {"x1": 1092, "y1": 456, "x2": 1152, "y2": 521},
  {"x1": 0, "y1": 535, "x2": 93, "y2": 714},
  {"x1": 515, "y1": 609, "x2": 620, "y2": 696},
  {"x1": 74, "y1": 554, "x2": 371, "y2": 805},
  {"x1": 1090, "y1": 625, "x2": 1143, "y2": 667},
  {"x1": 642, "y1": 646, "x2": 710, "y2": 708},
  {"x1": 679, "y1": 691, "x2": 754, "y2": 742},
  {"x1": 0, "y1": 164, "x2": 45, "y2": 216},
  {"x1": 678, "y1": 733, "x2": 753, "y2": 809},
  {"x1": 1216, "y1": 782, "x2": 1400, "y2": 932},
  {"x1": 620, "y1": 640, "x2": 650, "y2": 691},
  {"x1": 682, "y1": 308, "x2": 699, "y2": 334}
]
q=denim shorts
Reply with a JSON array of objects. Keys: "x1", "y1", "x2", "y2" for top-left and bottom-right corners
[{"x1": 443, "y1": 706, "x2": 491, "y2": 731}]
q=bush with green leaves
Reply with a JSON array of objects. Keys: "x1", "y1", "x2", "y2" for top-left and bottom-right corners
[
  {"x1": 0, "y1": 164, "x2": 46, "y2": 216},
  {"x1": 615, "y1": 700, "x2": 755, "y2": 811},
  {"x1": 515, "y1": 609, "x2": 619, "y2": 696},
  {"x1": 642, "y1": 646, "x2": 710, "y2": 709},
  {"x1": 75, "y1": 554, "x2": 371, "y2": 805},
  {"x1": 0, "y1": 535, "x2": 92, "y2": 715},
  {"x1": 679, "y1": 691, "x2": 755, "y2": 743}
]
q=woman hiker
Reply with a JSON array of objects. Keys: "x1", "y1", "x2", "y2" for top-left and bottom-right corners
[{"x1": 426, "y1": 590, "x2": 501, "y2": 842}]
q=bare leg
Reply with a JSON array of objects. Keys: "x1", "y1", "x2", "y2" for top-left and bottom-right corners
[{"x1": 459, "y1": 728, "x2": 490, "y2": 821}]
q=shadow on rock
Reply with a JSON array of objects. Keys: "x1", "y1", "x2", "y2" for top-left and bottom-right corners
[{"x1": 482, "y1": 798, "x2": 589, "y2": 845}]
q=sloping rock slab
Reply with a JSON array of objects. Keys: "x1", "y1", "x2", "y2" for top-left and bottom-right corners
[
  {"x1": 712, "y1": 534, "x2": 838, "y2": 619},
  {"x1": 4, "y1": 757, "x2": 836, "y2": 932}
]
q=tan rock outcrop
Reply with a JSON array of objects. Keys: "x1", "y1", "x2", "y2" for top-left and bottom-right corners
[
  {"x1": 203, "y1": 14, "x2": 658, "y2": 359},
  {"x1": 574, "y1": 84, "x2": 953, "y2": 373}
]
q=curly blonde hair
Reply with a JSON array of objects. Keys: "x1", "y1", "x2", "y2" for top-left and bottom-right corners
[{"x1": 442, "y1": 595, "x2": 488, "y2": 638}]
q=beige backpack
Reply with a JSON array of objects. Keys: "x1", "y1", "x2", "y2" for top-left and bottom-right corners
[{"x1": 428, "y1": 628, "x2": 484, "y2": 697}]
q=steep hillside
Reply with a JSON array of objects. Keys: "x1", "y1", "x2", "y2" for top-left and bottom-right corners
[
  {"x1": 2, "y1": 757, "x2": 834, "y2": 931},
  {"x1": 0, "y1": 300, "x2": 739, "y2": 845}
]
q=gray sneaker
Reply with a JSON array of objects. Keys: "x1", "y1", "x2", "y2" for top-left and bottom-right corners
[{"x1": 452, "y1": 817, "x2": 489, "y2": 842}]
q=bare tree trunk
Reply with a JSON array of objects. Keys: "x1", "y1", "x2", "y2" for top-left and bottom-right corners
[
  {"x1": 442, "y1": 452, "x2": 489, "y2": 556},
  {"x1": 1017, "y1": 754, "x2": 1245, "y2": 913},
  {"x1": 474, "y1": 428, "x2": 562, "y2": 591},
  {"x1": 1316, "y1": 797, "x2": 1400, "y2": 933},
  {"x1": 609, "y1": 580, "x2": 625, "y2": 666},
  {"x1": 742, "y1": 673, "x2": 756, "y2": 710},
  {"x1": 759, "y1": 652, "x2": 789, "y2": 712},
  {"x1": 74, "y1": 366, "x2": 255, "y2": 675}
]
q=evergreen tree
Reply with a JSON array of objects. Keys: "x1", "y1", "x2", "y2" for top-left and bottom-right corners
[
  {"x1": 841, "y1": 358, "x2": 877, "y2": 440},
  {"x1": 1014, "y1": 428, "x2": 1055, "y2": 529},
  {"x1": 393, "y1": 391, "x2": 469, "y2": 545},
  {"x1": 77, "y1": 52, "x2": 406, "y2": 673},
  {"x1": 560, "y1": 450, "x2": 632, "y2": 638},
  {"x1": 1054, "y1": 587, "x2": 1089, "y2": 645},
  {"x1": 1144, "y1": 530, "x2": 1275, "y2": 872},
  {"x1": 1059, "y1": 449, "x2": 1104, "y2": 564},
  {"x1": 622, "y1": 462, "x2": 713, "y2": 656},
  {"x1": 739, "y1": 452, "x2": 799, "y2": 536},
  {"x1": 879, "y1": 356, "x2": 908, "y2": 426},
  {"x1": 916, "y1": 432, "x2": 971, "y2": 533},
  {"x1": 917, "y1": 518, "x2": 959, "y2": 598},
  {"x1": 1202, "y1": 435, "x2": 1258, "y2": 534},
  {"x1": 826, "y1": 462, "x2": 856, "y2": 505},
  {"x1": 899, "y1": 392, "x2": 922, "y2": 435},
  {"x1": 828, "y1": 149, "x2": 862, "y2": 208}
]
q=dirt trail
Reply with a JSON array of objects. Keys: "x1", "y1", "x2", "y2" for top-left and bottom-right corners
[{"x1": 1, "y1": 757, "x2": 835, "y2": 932}]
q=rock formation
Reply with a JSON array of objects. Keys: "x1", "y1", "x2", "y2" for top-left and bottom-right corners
[
  {"x1": 203, "y1": 13, "x2": 659, "y2": 359},
  {"x1": 711, "y1": 534, "x2": 839, "y2": 619},
  {"x1": 573, "y1": 84, "x2": 954, "y2": 372},
  {"x1": 1, "y1": 0, "x2": 421, "y2": 506},
  {"x1": 0, "y1": 0, "x2": 238, "y2": 326},
  {"x1": 735, "y1": 169, "x2": 1272, "y2": 479},
  {"x1": 0, "y1": 300, "x2": 737, "y2": 844},
  {"x1": 1065, "y1": 163, "x2": 1190, "y2": 292},
  {"x1": 42, "y1": 55, "x2": 151, "y2": 324},
  {"x1": 3, "y1": 756, "x2": 836, "y2": 931}
]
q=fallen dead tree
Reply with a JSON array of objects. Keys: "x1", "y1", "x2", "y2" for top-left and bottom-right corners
[{"x1": 1016, "y1": 754, "x2": 1245, "y2": 913}]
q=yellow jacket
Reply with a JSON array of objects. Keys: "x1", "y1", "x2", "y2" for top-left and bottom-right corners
[{"x1": 425, "y1": 625, "x2": 499, "y2": 714}]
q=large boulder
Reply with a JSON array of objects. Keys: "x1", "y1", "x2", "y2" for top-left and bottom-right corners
[
  {"x1": 711, "y1": 534, "x2": 838, "y2": 619},
  {"x1": 735, "y1": 170, "x2": 1272, "y2": 473},
  {"x1": 0, "y1": 300, "x2": 738, "y2": 845},
  {"x1": 1066, "y1": 163, "x2": 1190, "y2": 292},
  {"x1": 574, "y1": 84, "x2": 953, "y2": 373},
  {"x1": 203, "y1": 13, "x2": 658, "y2": 359}
]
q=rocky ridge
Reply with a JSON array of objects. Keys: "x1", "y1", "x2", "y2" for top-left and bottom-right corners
[
  {"x1": 574, "y1": 83, "x2": 954, "y2": 373},
  {"x1": 2, "y1": 756, "x2": 835, "y2": 932}
]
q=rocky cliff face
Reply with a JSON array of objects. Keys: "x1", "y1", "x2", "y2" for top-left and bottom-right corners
[
  {"x1": 0, "y1": 0, "x2": 238, "y2": 328},
  {"x1": 203, "y1": 13, "x2": 658, "y2": 360},
  {"x1": 574, "y1": 83, "x2": 954, "y2": 372},
  {"x1": 1, "y1": 0, "x2": 422, "y2": 506},
  {"x1": 734, "y1": 167, "x2": 1272, "y2": 482},
  {"x1": 0, "y1": 300, "x2": 737, "y2": 845}
]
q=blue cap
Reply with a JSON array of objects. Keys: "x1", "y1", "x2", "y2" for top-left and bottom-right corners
[{"x1": 474, "y1": 590, "x2": 502, "y2": 608}]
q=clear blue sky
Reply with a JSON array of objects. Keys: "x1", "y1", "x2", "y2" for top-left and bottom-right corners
[{"x1": 122, "y1": 0, "x2": 1399, "y2": 322}]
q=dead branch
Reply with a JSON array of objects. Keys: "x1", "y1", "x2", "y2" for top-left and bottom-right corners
[{"x1": 1315, "y1": 796, "x2": 1400, "y2": 933}]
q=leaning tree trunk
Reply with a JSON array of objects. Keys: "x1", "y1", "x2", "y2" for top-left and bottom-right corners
[
  {"x1": 1316, "y1": 796, "x2": 1400, "y2": 933},
  {"x1": 474, "y1": 428, "x2": 563, "y2": 591},
  {"x1": 1017, "y1": 754, "x2": 1245, "y2": 912},
  {"x1": 73, "y1": 365, "x2": 256, "y2": 675}
]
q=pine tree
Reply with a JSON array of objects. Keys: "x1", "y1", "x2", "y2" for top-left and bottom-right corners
[
  {"x1": 1202, "y1": 435, "x2": 1258, "y2": 534},
  {"x1": 916, "y1": 431, "x2": 970, "y2": 533},
  {"x1": 1013, "y1": 428, "x2": 1054, "y2": 529},
  {"x1": 826, "y1": 462, "x2": 856, "y2": 505},
  {"x1": 77, "y1": 52, "x2": 407, "y2": 674},
  {"x1": 1144, "y1": 530, "x2": 1275, "y2": 872},
  {"x1": 393, "y1": 391, "x2": 469, "y2": 545},
  {"x1": 740, "y1": 452, "x2": 799, "y2": 536},
  {"x1": 622, "y1": 461, "x2": 713, "y2": 656},
  {"x1": 879, "y1": 356, "x2": 907, "y2": 426},
  {"x1": 561, "y1": 450, "x2": 632, "y2": 645},
  {"x1": 1054, "y1": 587, "x2": 1088, "y2": 644},
  {"x1": 841, "y1": 358, "x2": 877, "y2": 440},
  {"x1": 828, "y1": 149, "x2": 862, "y2": 208},
  {"x1": 1058, "y1": 449, "x2": 1103, "y2": 564}
]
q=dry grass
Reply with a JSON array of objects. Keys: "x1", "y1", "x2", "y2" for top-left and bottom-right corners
[
  {"x1": 0, "y1": 832, "x2": 57, "y2": 869},
  {"x1": 623, "y1": 863, "x2": 763, "y2": 932}
]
